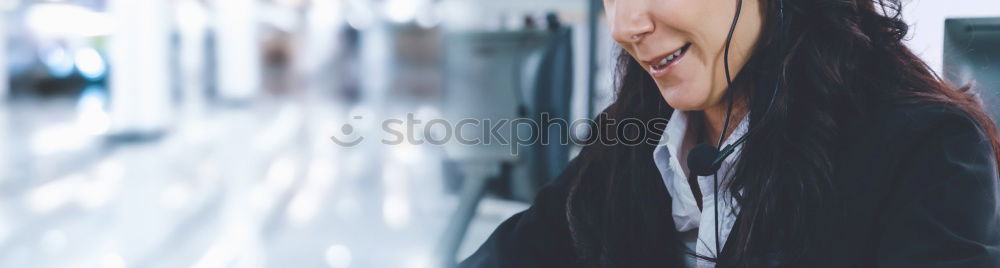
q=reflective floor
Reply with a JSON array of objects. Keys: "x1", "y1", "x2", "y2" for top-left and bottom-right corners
[{"x1": 0, "y1": 94, "x2": 525, "y2": 268}]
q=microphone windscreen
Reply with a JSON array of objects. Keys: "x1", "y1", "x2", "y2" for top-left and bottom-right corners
[{"x1": 688, "y1": 144, "x2": 721, "y2": 176}]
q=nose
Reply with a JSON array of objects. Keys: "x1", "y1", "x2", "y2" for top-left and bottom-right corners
[{"x1": 609, "y1": 0, "x2": 654, "y2": 44}]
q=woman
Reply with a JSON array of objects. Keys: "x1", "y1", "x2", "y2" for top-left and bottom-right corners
[{"x1": 461, "y1": 0, "x2": 1000, "y2": 267}]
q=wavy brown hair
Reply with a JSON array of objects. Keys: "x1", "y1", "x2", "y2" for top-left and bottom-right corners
[{"x1": 566, "y1": 0, "x2": 1000, "y2": 267}]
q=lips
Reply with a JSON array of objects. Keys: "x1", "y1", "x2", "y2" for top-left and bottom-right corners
[{"x1": 646, "y1": 43, "x2": 691, "y2": 77}]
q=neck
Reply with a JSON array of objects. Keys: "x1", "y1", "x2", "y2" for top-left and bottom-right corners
[{"x1": 700, "y1": 99, "x2": 748, "y2": 146}]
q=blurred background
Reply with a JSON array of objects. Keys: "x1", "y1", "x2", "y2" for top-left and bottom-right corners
[{"x1": 0, "y1": 0, "x2": 996, "y2": 267}]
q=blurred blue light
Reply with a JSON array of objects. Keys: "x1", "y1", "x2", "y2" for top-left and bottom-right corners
[
  {"x1": 42, "y1": 47, "x2": 74, "y2": 78},
  {"x1": 76, "y1": 85, "x2": 111, "y2": 136},
  {"x1": 75, "y1": 48, "x2": 107, "y2": 80},
  {"x1": 78, "y1": 85, "x2": 108, "y2": 109}
]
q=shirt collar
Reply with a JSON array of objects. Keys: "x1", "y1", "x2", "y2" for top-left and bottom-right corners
[{"x1": 655, "y1": 110, "x2": 751, "y2": 175}]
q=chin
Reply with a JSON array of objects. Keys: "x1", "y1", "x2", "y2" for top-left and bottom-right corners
[{"x1": 659, "y1": 87, "x2": 711, "y2": 112}]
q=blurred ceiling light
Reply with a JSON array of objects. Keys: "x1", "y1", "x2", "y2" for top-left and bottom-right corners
[
  {"x1": 308, "y1": 0, "x2": 342, "y2": 27},
  {"x1": 249, "y1": 185, "x2": 276, "y2": 214},
  {"x1": 260, "y1": 3, "x2": 299, "y2": 32},
  {"x1": 31, "y1": 123, "x2": 94, "y2": 155},
  {"x1": 77, "y1": 159, "x2": 125, "y2": 209},
  {"x1": 192, "y1": 224, "x2": 254, "y2": 268},
  {"x1": 176, "y1": 0, "x2": 209, "y2": 36},
  {"x1": 101, "y1": 253, "x2": 126, "y2": 268},
  {"x1": 77, "y1": 176, "x2": 116, "y2": 209},
  {"x1": 27, "y1": 174, "x2": 86, "y2": 213},
  {"x1": 307, "y1": 158, "x2": 337, "y2": 189},
  {"x1": 287, "y1": 158, "x2": 338, "y2": 225},
  {"x1": 94, "y1": 159, "x2": 125, "y2": 182},
  {"x1": 276, "y1": 0, "x2": 307, "y2": 8},
  {"x1": 390, "y1": 142, "x2": 421, "y2": 164},
  {"x1": 404, "y1": 253, "x2": 434, "y2": 268},
  {"x1": 381, "y1": 164, "x2": 411, "y2": 229},
  {"x1": 435, "y1": 0, "x2": 478, "y2": 30},
  {"x1": 415, "y1": 5, "x2": 440, "y2": 29},
  {"x1": 178, "y1": 119, "x2": 218, "y2": 144},
  {"x1": 324, "y1": 244, "x2": 352, "y2": 268},
  {"x1": 382, "y1": 195, "x2": 410, "y2": 229},
  {"x1": 265, "y1": 156, "x2": 298, "y2": 193},
  {"x1": 26, "y1": 3, "x2": 113, "y2": 37},
  {"x1": 286, "y1": 190, "x2": 320, "y2": 225},
  {"x1": 385, "y1": 0, "x2": 421, "y2": 23},
  {"x1": 252, "y1": 155, "x2": 298, "y2": 212},
  {"x1": 75, "y1": 48, "x2": 107, "y2": 80},
  {"x1": 26, "y1": 159, "x2": 124, "y2": 213},
  {"x1": 252, "y1": 105, "x2": 304, "y2": 152},
  {"x1": 345, "y1": 0, "x2": 375, "y2": 30}
]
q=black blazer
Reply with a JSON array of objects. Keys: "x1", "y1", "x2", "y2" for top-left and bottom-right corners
[{"x1": 460, "y1": 102, "x2": 1000, "y2": 267}]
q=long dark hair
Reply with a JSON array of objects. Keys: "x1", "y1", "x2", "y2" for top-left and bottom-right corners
[{"x1": 566, "y1": 0, "x2": 1000, "y2": 267}]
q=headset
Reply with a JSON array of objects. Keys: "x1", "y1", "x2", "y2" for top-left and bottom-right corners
[{"x1": 685, "y1": 0, "x2": 786, "y2": 257}]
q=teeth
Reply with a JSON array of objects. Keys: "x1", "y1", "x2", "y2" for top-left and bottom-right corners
[{"x1": 652, "y1": 45, "x2": 686, "y2": 70}]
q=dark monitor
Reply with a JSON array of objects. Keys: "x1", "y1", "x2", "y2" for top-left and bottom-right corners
[
  {"x1": 944, "y1": 17, "x2": 1000, "y2": 122},
  {"x1": 440, "y1": 30, "x2": 552, "y2": 162}
]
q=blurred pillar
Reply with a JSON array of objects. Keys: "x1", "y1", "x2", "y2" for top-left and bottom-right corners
[
  {"x1": 214, "y1": 0, "x2": 261, "y2": 101},
  {"x1": 177, "y1": 0, "x2": 209, "y2": 115},
  {"x1": 358, "y1": 23, "x2": 390, "y2": 109},
  {"x1": 107, "y1": 0, "x2": 172, "y2": 135},
  {"x1": 303, "y1": 0, "x2": 342, "y2": 90},
  {"x1": 0, "y1": 11, "x2": 7, "y2": 100},
  {"x1": 585, "y1": 0, "x2": 601, "y2": 120}
]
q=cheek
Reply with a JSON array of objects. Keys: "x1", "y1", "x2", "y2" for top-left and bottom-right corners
[
  {"x1": 675, "y1": 13, "x2": 759, "y2": 110},
  {"x1": 657, "y1": 57, "x2": 716, "y2": 111},
  {"x1": 650, "y1": 9, "x2": 733, "y2": 109},
  {"x1": 645, "y1": 0, "x2": 760, "y2": 111}
]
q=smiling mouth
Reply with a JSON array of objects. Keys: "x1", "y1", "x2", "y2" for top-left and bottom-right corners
[{"x1": 649, "y1": 43, "x2": 692, "y2": 72}]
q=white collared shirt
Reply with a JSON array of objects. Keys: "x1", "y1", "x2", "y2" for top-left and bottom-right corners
[{"x1": 653, "y1": 111, "x2": 748, "y2": 268}]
